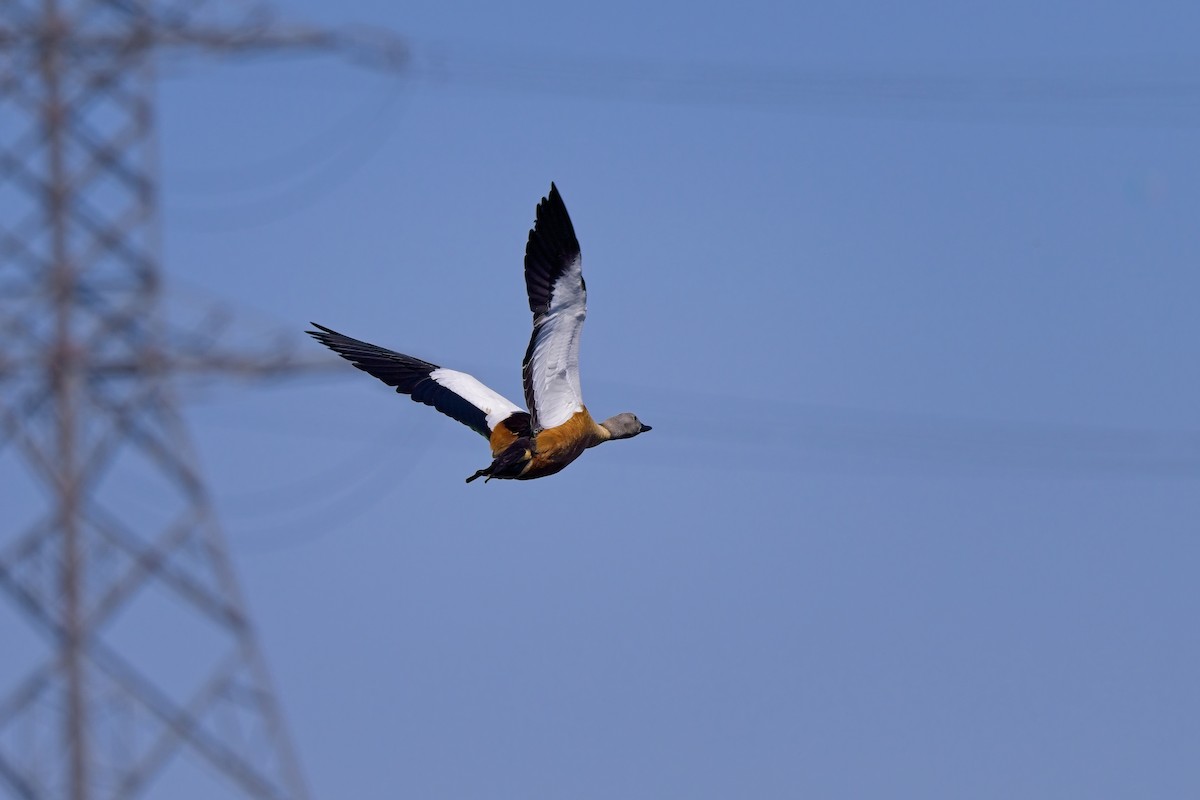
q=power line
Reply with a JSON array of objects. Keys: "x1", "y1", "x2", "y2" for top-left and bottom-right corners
[
  {"x1": 167, "y1": 78, "x2": 409, "y2": 231},
  {"x1": 407, "y1": 41, "x2": 1200, "y2": 126},
  {"x1": 636, "y1": 388, "x2": 1200, "y2": 478}
]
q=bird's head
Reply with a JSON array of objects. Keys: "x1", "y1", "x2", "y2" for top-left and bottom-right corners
[{"x1": 600, "y1": 412, "x2": 652, "y2": 441}]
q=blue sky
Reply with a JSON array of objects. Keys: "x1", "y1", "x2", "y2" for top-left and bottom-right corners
[{"x1": 4, "y1": 0, "x2": 1200, "y2": 797}]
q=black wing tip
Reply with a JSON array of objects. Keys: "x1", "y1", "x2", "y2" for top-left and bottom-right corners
[
  {"x1": 528, "y1": 183, "x2": 580, "y2": 254},
  {"x1": 306, "y1": 324, "x2": 438, "y2": 375},
  {"x1": 306, "y1": 321, "x2": 338, "y2": 340},
  {"x1": 539, "y1": 182, "x2": 569, "y2": 218},
  {"x1": 524, "y1": 183, "x2": 583, "y2": 318},
  {"x1": 306, "y1": 323, "x2": 389, "y2": 355}
]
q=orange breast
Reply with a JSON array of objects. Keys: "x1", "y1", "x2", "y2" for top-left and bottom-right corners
[{"x1": 518, "y1": 408, "x2": 606, "y2": 480}]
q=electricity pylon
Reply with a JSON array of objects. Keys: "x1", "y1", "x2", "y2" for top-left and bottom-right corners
[{"x1": 0, "y1": 2, "x2": 405, "y2": 798}]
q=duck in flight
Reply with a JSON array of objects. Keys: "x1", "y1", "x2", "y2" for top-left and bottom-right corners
[{"x1": 308, "y1": 183, "x2": 651, "y2": 483}]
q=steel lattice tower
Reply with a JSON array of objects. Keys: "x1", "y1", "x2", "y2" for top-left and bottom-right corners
[{"x1": 0, "y1": 2, "x2": 404, "y2": 798}]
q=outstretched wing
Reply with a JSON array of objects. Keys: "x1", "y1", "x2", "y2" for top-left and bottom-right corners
[
  {"x1": 308, "y1": 323, "x2": 523, "y2": 438},
  {"x1": 522, "y1": 182, "x2": 586, "y2": 432}
]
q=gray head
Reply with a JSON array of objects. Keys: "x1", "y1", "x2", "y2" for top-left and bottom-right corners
[{"x1": 599, "y1": 412, "x2": 652, "y2": 441}]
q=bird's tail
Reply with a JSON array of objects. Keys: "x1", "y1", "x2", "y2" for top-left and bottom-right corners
[{"x1": 464, "y1": 440, "x2": 533, "y2": 484}]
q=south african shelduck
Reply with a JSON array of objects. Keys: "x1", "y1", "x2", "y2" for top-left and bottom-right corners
[{"x1": 308, "y1": 183, "x2": 651, "y2": 482}]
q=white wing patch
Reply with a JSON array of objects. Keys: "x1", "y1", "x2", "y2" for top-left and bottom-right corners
[
  {"x1": 430, "y1": 368, "x2": 523, "y2": 431},
  {"x1": 526, "y1": 255, "x2": 586, "y2": 429}
]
